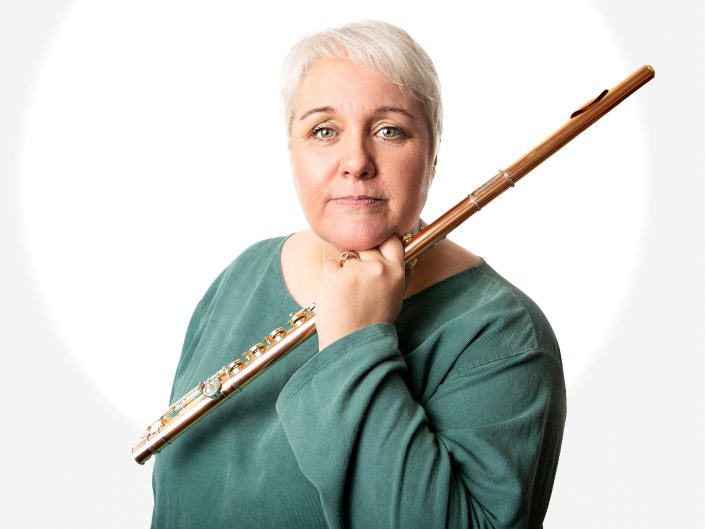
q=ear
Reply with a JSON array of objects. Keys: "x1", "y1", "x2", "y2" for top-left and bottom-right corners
[{"x1": 429, "y1": 155, "x2": 438, "y2": 182}]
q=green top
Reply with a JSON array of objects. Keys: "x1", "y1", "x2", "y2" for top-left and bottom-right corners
[{"x1": 151, "y1": 236, "x2": 566, "y2": 529}]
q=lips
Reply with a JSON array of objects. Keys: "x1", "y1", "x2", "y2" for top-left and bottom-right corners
[{"x1": 331, "y1": 195, "x2": 386, "y2": 207}]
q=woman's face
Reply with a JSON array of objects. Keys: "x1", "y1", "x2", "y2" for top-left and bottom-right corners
[{"x1": 289, "y1": 58, "x2": 435, "y2": 251}]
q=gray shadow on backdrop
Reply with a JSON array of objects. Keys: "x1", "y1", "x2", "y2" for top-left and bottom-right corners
[{"x1": 1, "y1": 1, "x2": 703, "y2": 528}]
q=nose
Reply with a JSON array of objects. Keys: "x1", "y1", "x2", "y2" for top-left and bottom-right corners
[{"x1": 339, "y1": 135, "x2": 375, "y2": 180}]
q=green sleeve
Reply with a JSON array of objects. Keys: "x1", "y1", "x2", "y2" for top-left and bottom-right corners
[{"x1": 275, "y1": 323, "x2": 565, "y2": 529}]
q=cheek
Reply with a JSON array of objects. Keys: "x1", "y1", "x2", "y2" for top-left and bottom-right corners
[
  {"x1": 291, "y1": 154, "x2": 325, "y2": 210},
  {"x1": 292, "y1": 146, "x2": 335, "y2": 181},
  {"x1": 405, "y1": 156, "x2": 433, "y2": 203}
]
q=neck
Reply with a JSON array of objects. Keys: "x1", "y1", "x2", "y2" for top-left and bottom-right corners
[{"x1": 280, "y1": 226, "x2": 481, "y2": 308}]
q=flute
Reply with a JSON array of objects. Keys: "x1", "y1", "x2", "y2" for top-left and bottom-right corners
[{"x1": 132, "y1": 65, "x2": 655, "y2": 465}]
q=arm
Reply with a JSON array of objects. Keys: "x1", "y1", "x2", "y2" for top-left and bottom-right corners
[{"x1": 276, "y1": 323, "x2": 566, "y2": 529}]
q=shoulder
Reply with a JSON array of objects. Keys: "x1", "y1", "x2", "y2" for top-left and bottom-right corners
[
  {"x1": 454, "y1": 261, "x2": 561, "y2": 374},
  {"x1": 401, "y1": 260, "x2": 562, "y2": 379},
  {"x1": 195, "y1": 236, "x2": 288, "y2": 310},
  {"x1": 225, "y1": 236, "x2": 288, "y2": 273},
  {"x1": 213, "y1": 236, "x2": 287, "y2": 284},
  {"x1": 178, "y1": 235, "x2": 289, "y2": 349}
]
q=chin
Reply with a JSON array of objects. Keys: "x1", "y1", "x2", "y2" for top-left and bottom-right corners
[{"x1": 321, "y1": 224, "x2": 399, "y2": 252}]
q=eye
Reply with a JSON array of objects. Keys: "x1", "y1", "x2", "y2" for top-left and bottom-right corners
[
  {"x1": 311, "y1": 126, "x2": 337, "y2": 140},
  {"x1": 376, "y1": 126, "x2": 405, "y2": 140}
]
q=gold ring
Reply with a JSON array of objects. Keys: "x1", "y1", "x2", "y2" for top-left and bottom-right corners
[{"x1": 339, "y1": 251, "x2": 359, "y2": 267}]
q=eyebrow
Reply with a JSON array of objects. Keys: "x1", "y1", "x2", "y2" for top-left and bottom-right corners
[
  {"x1": 297, "y1": 105, "x2": 418, "y2": 121},
  {"x1": 374, "y1": 106, "x2": 417, "y2": 121},
  {"x1": 298, "y1": 106, "x2": 334, "y2": 121}
]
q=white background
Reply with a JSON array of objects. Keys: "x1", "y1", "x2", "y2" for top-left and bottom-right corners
[{"x1": 1, "y1": 1, "x2": 703, "y2": 527}]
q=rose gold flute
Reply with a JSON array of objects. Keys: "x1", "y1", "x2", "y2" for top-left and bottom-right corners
[{"x1": 132, "y1": 65, "x2": 655, "y2": 465}]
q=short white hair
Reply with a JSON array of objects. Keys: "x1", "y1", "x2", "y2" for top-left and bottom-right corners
[{"x1": 281, "y1": 20, "x2": 443, "y2": 157}]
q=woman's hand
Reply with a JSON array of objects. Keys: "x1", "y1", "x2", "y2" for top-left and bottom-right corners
[{"x1": 315, "y1": 234, "x2": 408, "y2": 351}]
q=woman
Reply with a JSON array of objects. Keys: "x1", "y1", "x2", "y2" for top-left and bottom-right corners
[{"x1": 152, "y1": 21, "x2": 566, "y2": 529}]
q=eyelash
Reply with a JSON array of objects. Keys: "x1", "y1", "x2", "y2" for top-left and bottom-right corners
[
  {"x1": 310, "y1": 125, "x2": 337, "y2": 141},
  {"x1": 308, "y1": 125, "x2": 407, "y2": 142},
  {"x1": 377, "y1": 126, "x2": 407, "y2": 140}
]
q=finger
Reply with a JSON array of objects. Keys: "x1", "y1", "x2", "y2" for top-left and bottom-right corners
[
  {"x1": 377, "y1": 234, "x2": 405, "y2": 265},
  {"x1": 355, "y1": 246, "x2": 381, "y2": 263},
  {"x1": 338, "y1": 250, "x2": 360, "y2": 268}
]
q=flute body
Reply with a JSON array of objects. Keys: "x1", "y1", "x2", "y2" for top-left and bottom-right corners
[{"x1": 132, "y1": 65, "x2": 654, "y2": 465}]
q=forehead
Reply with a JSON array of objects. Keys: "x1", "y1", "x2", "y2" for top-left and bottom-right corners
[{"x1": 294, "y1": 58, "x2": 417, "y2": 117}]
